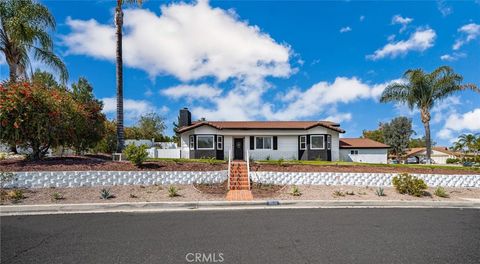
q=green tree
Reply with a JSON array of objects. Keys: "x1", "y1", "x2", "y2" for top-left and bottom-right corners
[
  {"x1": 114, "y1": 0, "x2": 144, "y2": 153},
  {"x1": 380, "y1": 66, "x2": 479, "y2": 164},
  {"x1": 361, "y1": 123, "x2": 385, "y2": 143},
  {"x1": 70, "y1": 78, "x2": 106, "y2": 154},
  {"x1": 409, "y1": 136, "x2": 436, "y2": 148},
  {"x1": 382, "y1": 117, "x2": 414, "y2": 159},
  {"x1": 0, "y1": 0, "x2": 68, "y2": 83},
  {"x1": 93, "y1": 120, "x2": 117, "y2": 154}
]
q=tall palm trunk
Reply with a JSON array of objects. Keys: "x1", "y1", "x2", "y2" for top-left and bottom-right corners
[
  {"x1": 421, "y1": 108, "x2": 432, "y2": 164},
  {"x1": 6, "y1": 53, "x2": 19, "y2": 154},
  {"x1": 115, "y1": 3, "x2": 125, "y2": 153}
]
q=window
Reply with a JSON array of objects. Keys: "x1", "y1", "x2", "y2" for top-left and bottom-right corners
[
  {"x1": 327, "y1": 135, "x2": 331, "y2": 150},
  {"x1": 217, "y1": 136, "x2": 223, "y2": 150},
  {"x1": 189, "y1": 135, "x2": 194, "y2": 149},
  {"x1": 310, "y1": 135, "x2": 324, "y2": 150},
  {"x1": 196, "y1": 135, "x2": 214, "y2": 150},
  {"x1": 299, "y1": 136, "x2": 306, "y2": 150},
  {"x1": 350, "y1": 150, "x2": 359, "y2": 155},
  {"x1": 255, "y1": 136, "x2": 272, "y2": 150}
]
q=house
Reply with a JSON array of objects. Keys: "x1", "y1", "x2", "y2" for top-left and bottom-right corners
[
  {"x1": 339, "y1": 138, "x2": 390, "y2": 164},
  {"x1": 405, "y1": 147, "x2": 459, "y2": 164},
  {"x1": 177, "y1": 108, "x2": 388, "y2": 163}
]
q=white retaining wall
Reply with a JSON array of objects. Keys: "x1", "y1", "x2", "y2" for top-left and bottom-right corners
[
  {"x1": 251, "y1": 171, "x2": 480, "y2": 188},
  {"x1": 5, "y1": 171, "x2": 227, "y2": 189}
]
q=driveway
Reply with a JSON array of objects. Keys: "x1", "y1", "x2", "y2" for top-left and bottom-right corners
[{"x1": 1, "y1": 208, "x2": 479, "y2": 263}]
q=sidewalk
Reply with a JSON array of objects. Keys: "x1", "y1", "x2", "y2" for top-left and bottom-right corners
[{"x1": 2, "y1": 199, "x2": 479, "y2": 216}]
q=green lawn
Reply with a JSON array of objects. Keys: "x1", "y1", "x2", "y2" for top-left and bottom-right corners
[
  {"x1": 255, "y1": 160, "x2": 480, "y2": 172},
  {"x1": 147, "y1": 158, "x2": 226, "y2": 164}
]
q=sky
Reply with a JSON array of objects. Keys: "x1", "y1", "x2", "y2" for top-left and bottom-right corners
[{"x1": 1, "y1": 0, "x2": 479, "y2": 146}]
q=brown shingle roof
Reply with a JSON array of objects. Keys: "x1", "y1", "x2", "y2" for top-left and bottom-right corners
[
  {"x1": 405, "y1": 147, "x2": 457, "y2": 156},
  {"x1": 339, "y1": 138, "x2": 390, "y2": 149},
  {"x1": 177, "y1": 121, "x2": 345, "y2": 133}
]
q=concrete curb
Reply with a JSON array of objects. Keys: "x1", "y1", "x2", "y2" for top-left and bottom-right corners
[{"x1": 1, "y1": 200, "x2": 479, "y2": 216}]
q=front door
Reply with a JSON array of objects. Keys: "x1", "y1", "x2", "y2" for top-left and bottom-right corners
[{"x1": 233, "y1": 138, "x2": 244, "y2": 160}]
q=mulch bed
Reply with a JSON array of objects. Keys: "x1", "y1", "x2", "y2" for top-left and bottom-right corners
[
  {"x1": 194, "y1": 181, "x2": 228, "y2": 198},
  {"x1": 0, "y1": 156, "x2": 227, "y2": 172},
  {"x1": 251, "y1": 163, "x2": 479, "y2": 175},
  {"x1": 251, "y1": 183, "x2": 284, "y2": 198}
]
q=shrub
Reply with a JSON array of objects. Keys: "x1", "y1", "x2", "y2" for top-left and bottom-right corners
[
  {"x1": 290, "y1": 185, "x2": 302, "y2": 196},
  {"x1": 375, "y1": 187, "x2": 385, "y2": 196},
  {"x1": 392, "y1": 173, "x2": 427, "y2": 197},
  {"x1": 265, "y1": 155, "x2": 271, "y2": 161},
  {"x1": 7, "y1": 189, "x2": 24, "y2": 201},
  {"x1": 434, "y1": 187, "x2": 449, "y2": 198},
  {"x1": 99, "y1": 188, "x2": 114, "y2": 199},
  {"x1": 123, "y1": 144, "x2": 149, "y2": 166},
  {"x1": 446, "y1": 158, "x2": 460, "y2": 164},
  {"x1": 345, "y1": 190, "x2": 355, "y2": 196},
  {"x1": 129, "y1": 193, "x2": 138, "y2": 199},
  {"x1": 168, "y1": 186, "x2": 179, "y2": 197},
  {"x1": 333, "y1": 190, "x2": 345, "y2": 197},
  {"x1": 51, "y1": 192, "x2": 64, "y2": 201}
]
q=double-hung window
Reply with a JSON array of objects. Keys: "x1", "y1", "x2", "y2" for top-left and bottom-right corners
[
  {"x1": 196, "y1": 135, "x2": 214, "y2": 150},
  {"x1": 189, "y1": 135, "x2": 195, "y2": 149},
  {"x1": 310, "y1": 135, "x2": 325, "y2": 150},
  {"x1": 217, "y1": 136, "x2": 223, "y2": 150},
  {"x1": 350, "y1": 150, "x2": 359, "y2": 155},
  {"x1": 255, "y1": 136, "x2": 272, "y2": 150},
  {"x1": 299, "y1": 136, "x2": 306, "y2": 150}
]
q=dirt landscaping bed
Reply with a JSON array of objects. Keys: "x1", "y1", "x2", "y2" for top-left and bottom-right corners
[
  {"x1": 251, "y1": 163, "x2": 480, "y2": 175},
  {"x1": 2, "y1": 183, "x2": 478, "y2": 205},
  {"x1": 0, "y1": 156, "x2": 227, "y2": 172}
]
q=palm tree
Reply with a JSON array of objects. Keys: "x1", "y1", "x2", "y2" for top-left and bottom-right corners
[
  {"x1": 380, "y1": 66, "x2": 479, "y2": 164},
  {"x1": 114, "y1": 0, "x2": 143, "y2": 153},
  {"x1": 458, "y1": 134, "x2": 476, "y2": 154},
  {"x1": 0, "y1": 0, "x2": 68, "y2": 83}
]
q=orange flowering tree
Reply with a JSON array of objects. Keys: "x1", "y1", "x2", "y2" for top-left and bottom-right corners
[{"x1": 0, "y1": 77, "x2": 105, "y2": 159}]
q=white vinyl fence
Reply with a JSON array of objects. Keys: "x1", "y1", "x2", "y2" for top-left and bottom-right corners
[{"x1": 147, "y1": 148, "x2": 181, "y2": 159}]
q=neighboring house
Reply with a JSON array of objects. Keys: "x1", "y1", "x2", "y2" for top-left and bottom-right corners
[
  {"x1": 405, "y1": 147, "x2": 459, "y2": 164},
  {"x1": 177, "y1": 108, "x2": 350, "y2": 161},
  {"x1": 339, "y1": 138, "x2": 390, "y2": 164}
]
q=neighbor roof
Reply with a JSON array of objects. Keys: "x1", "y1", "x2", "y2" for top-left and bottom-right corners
[
  {"x1": 177, "y1": 121, "x2": 345, "y2": 133},
  {"x1": 339, "y1": 138, "x2": 389, "y2": 149},
  {"x1": 405, "y1": 147, "x2": 457, "y2": 157}
]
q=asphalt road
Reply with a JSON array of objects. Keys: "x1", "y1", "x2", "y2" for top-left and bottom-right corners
[{"x1": 1, "y1": 208, "x2": 479, "y2": 264}]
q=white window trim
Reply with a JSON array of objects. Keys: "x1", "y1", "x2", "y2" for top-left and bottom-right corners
[
  {"x1": 310, "y1": 135, "x2": 325, "y2": 150},
  {"x1": 196, "y1": 135, "x2": 215, "y2": 150},
  {"x1": 189, "y1": 135, "x2": 194, "y2": 149},
  {"x1": 217, "y1": 135, "x2": 223, "y2": 150},
  {"x1": 254, "y1": 136, "x2": 273, "y2": 150},
  {"x1": 299, "y1": 136, "x2": 306, "y2": 150}
]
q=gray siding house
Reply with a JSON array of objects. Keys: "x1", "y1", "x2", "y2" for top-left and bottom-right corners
[{"x1": 177, "y1": 108, "x2": 346, "y2": 161}]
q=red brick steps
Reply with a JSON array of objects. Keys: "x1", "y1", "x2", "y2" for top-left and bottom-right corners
[{"x1": 226, "y1": 161, "x2": 253, "y2": 200}]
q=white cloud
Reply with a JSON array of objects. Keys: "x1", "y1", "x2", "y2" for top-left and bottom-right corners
[
  {"x1": 161, "y1": 84, "x2": 222, "y2": 101},
  {"x1": 437, "y1": 0, "x2": 453, "y2": 17},
  {"x1": 438, "y1": 108, "x2": 480, "y2": 140},
  {"x1": 453, "y1": 23, "x2": 480, "y2": 50},
  {"x1": 325, "y1": 112, "x2": 352, "y2": 123},
  {"x1": 340, "y1": 26, "x2": 352, "y2": 33},
  {"x1": 62, "y1": 0, "x2": 292, "y2": 83},
  {"x1": 440, "y1": 52, "x2": 466, "y2": 61},
  {"x1": 392, "y1": 15, "x2": 413, "y2": 33},
  {"x1": 367, "y1": 28, "x2": 436, "y2": 60},
  {"x1": 188, "y1": 77, "x2": 399, "y2": 122},
  {"x1": 431, "y1": 96, "x2": 461, "y2": 124},
  {"x1": 101, "y1": 97, "x2": 164, "y2": 122},
  {"x1": 359, "y1": 15, "x2": 365, "y2": 22}
]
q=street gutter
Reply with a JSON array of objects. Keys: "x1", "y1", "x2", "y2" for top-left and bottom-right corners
[{"x1": 1, "y1": 200, "x2": 479, "y2": 216}]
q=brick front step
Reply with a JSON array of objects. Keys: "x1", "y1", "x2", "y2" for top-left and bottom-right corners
[{"x1": 226, "y1": 190, "x2": 253, "y2": 200}]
